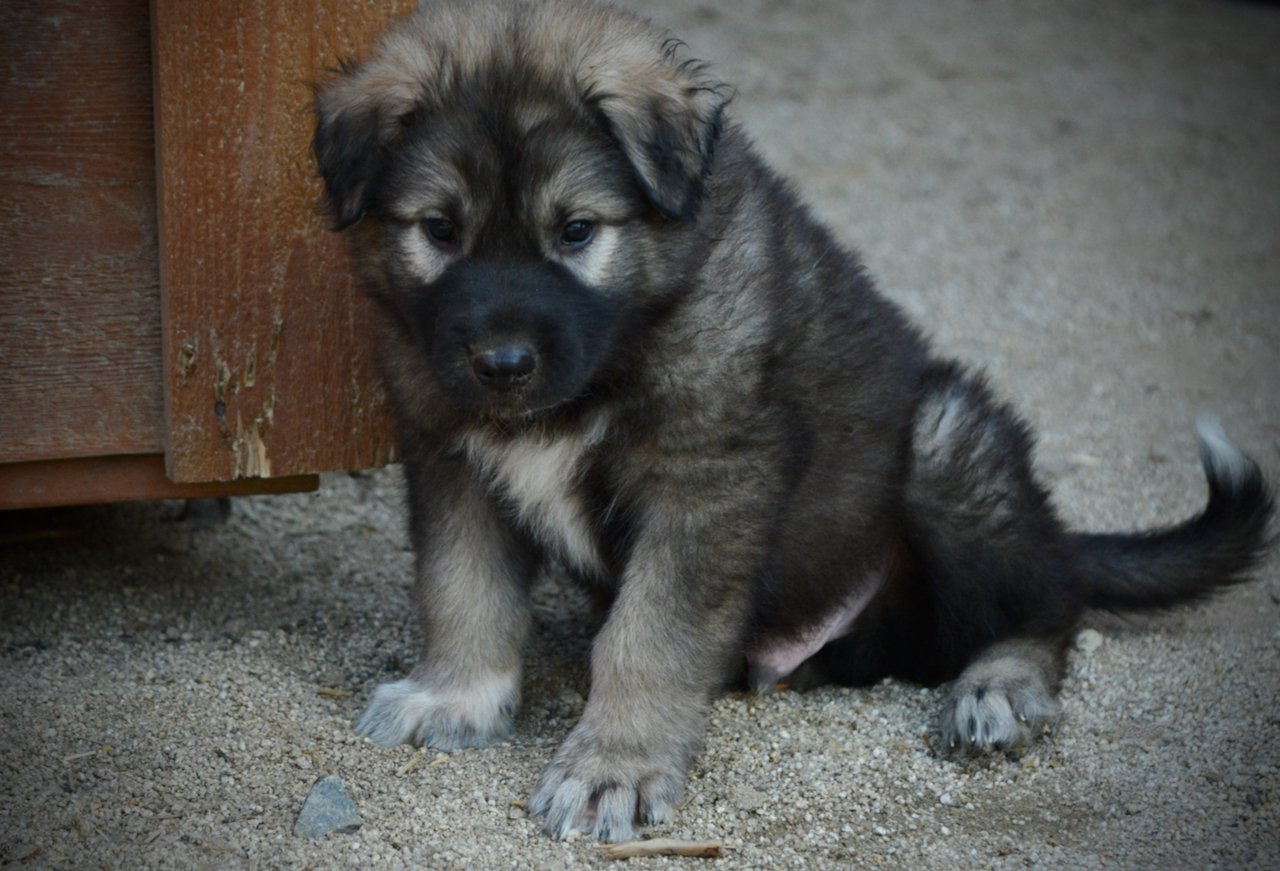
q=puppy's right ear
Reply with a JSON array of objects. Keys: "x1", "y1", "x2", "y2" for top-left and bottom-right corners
[
  {"x1": 312, "y1": 84, "x2": 383, "y2": 231},
  {"x1": 312, "y1": 54, "x2": 425, "y2": 230}
]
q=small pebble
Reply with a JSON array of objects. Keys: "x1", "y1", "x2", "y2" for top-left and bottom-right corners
[
  {"x1": 294, "y1": 775, "x2": 362, "y2": 839},
  {"x1": 1076, "y1": 629, "x2": 1104, "y2": 654}
]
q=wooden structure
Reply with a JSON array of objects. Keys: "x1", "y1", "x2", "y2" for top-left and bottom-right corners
[{"x1": 0, "y1": 0, "x2": 410, "y2": 510}]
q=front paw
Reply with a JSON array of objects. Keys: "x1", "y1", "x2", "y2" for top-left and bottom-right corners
[
  {"x1": 355, "y1": 670, "x2": 518, "y2": 751},
  {"x1": 529, "y1": 727, "x2": 688, "y2": 842}
]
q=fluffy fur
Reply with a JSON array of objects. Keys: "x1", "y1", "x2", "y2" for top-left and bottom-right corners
[{"x1": 312, "y1": 0, "x2": 1274, "y2": 842}]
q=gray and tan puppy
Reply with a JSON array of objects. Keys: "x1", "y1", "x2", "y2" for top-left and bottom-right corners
[{"x1": 312, "y1": 0, "x2": 1273, "y2": 842}]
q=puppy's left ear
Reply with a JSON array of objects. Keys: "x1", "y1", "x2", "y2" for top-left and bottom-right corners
[{"x1": 587, "y1": 43, "x2": 729, "y2": 221}]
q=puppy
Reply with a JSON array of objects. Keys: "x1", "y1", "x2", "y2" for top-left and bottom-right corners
[{"x1": 312, "y1": 0, "x2": 1274, "y2": 841}]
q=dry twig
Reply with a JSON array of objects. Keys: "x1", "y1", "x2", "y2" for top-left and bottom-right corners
[
  {"x1": 397, "y1": 748, "x2": 426, "y2": 776},
  {"x1": 602, "y1": 838, "x2": 726, "y2": 860}
]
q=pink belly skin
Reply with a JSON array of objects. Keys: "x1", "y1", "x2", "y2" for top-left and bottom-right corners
[{"x1": 745, "y1": 573, "x2": 884, "y2": 691}]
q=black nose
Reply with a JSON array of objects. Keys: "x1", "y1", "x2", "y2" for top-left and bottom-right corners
[{"x1": 470, "y1": 343, "x2": 538, "y2": 389}]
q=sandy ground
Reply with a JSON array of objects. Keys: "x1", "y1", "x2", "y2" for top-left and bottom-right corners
[{"x1": 3, "y1": 0, "x2": 1279, "y2": 868}]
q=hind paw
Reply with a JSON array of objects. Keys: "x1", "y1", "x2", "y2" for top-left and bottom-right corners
[{"x1": 939, "y1": 649, "x2": 1060, "y2": 754}]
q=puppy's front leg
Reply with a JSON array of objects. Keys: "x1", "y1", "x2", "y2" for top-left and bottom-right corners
[
  {"x1": 530, "y1": 496, "x2": 758, "y2": 842},
  {"x1": 357, "y1": 456, "x2": 534, "y2": 751}
]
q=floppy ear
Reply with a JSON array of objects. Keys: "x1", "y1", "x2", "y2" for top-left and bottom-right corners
[
  {"x1": 312, "y1": 88, "x2": 383, "y2": 230},
  {"x1": 588, "y1": 46, "x2": 729, "y2": 221},
  {"x1": 312, "y1": 56, "x2": 426, "y2": 230}
]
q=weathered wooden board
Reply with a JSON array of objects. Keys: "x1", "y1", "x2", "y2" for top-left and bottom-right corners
[
  {"x1": 0, "y1": 455, "x2": 317, "y2": 511},
  {"x1": 152, "y1": 0, "x2": 406, "y2": 482},
  {"x1": 0, "y1": 0, "x2": 165, "y2": 464}
]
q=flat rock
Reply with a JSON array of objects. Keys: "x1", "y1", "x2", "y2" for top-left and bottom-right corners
[{"x1": 294, "y1": 775, "x2": 362, "y2": 839}]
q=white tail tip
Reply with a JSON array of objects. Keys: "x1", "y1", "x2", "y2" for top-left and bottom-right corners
[{"x1": 1195, "y1": 414, "x2": 1252, "y2": 489}]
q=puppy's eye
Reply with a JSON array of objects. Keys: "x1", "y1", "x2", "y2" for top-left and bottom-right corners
[
  {"x1": 559, "y1": 219, "x2": 596, "y2": 250},
  {"x1": 423, "y1": 217, "x2": 459, "y2": 247}
]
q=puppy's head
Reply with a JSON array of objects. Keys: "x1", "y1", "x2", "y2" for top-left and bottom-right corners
[{"x1": 313, "y1": 0, "x2": 728, "y2": 419}]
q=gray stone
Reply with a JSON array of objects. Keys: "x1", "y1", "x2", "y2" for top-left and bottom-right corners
[{"x1": 294, "y1": 775, "x2": 362, "y2": 839}]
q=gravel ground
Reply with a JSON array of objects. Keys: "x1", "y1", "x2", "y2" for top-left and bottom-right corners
[{"x1": 3, "y1": 0, "x2": 1279, "y2": 868}]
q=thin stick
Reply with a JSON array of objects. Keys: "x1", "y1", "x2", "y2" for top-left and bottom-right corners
[
  {"x1": 602, "y1": 838, "x2": 726, "y2": 860},
  {"x1": 397, "y1": 748, "x2": 426, "y2": 776}
]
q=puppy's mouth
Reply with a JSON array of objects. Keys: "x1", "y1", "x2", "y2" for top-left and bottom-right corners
[{"x1": 470, "y1": 392, "x2": 596, "y2": 434}]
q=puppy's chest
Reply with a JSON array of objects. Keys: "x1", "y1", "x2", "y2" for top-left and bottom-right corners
[{"x1": 459, "y1": 423, "x2": 609, "y2": 577}]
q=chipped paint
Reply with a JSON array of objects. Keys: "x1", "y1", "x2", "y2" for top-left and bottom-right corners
[
  {"x1": 214, "y1": 356, "x2": 233, "y2": 404},
  {"x1": 268, "y1": 316, "x2": 283, "y2": 365},
  {"x1": 207, "y1": 340, "x2": 278, "y2": 478},
  {"x1": 232, "y1": 412, "x2": 273, "y2": 479},
  {"x1": 177, "y1": 339, "x2": 199, "y2": 387}
]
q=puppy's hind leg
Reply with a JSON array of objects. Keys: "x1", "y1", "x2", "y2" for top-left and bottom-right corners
[
  {"x1": 938, "y1": 636, "x2": 1066, "y2": 753},
  {"x1": 905, "y1": 363, "x2": 1081, "y2": 753}
]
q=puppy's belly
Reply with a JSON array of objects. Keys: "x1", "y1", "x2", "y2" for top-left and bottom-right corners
[{"x1": 746, "y1": 574, "x2": 884, "y2": 690}]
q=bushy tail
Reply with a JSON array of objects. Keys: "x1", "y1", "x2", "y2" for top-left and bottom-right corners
[{"x1": 1075, "y1": 416, "x2": 1274, "y2": 612}]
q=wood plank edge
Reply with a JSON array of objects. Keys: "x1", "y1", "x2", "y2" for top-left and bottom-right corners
[{"x1": 0, "y1": 454, "x2": 318, "y2": 510}]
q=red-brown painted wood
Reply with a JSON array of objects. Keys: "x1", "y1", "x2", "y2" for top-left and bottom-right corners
[
  {"x1": 0, "y1": 0, "x2": 165, "y2": 464},
  {"x1": 152, "y1": 0, "x2": 405, "y2": 482}
]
